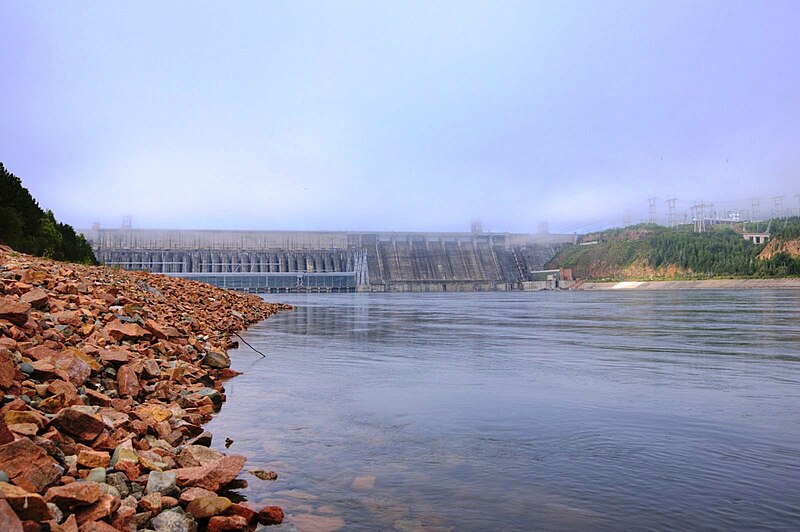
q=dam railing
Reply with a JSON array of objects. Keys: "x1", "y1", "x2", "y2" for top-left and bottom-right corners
[{"x1": 166, "y1": 272, "x2": 357, "y2": 293}]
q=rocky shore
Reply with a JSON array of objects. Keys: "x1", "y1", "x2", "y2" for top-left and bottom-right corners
[{"x1": 0, "y1": 246, "x2": 291, "y2": 531}]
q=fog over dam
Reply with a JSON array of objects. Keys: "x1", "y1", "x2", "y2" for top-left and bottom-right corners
[{"x1": 82, "y1": 228, "x2": 574, "y2": 293}]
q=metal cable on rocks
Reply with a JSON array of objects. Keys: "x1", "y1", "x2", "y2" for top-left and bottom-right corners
[{"x1": 233, "y1": 331, "x2": 266, "y2": 358}]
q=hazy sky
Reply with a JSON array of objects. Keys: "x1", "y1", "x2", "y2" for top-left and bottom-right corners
[{"x1": 1, "y1": 1, "x2": 799, "y2": 233}]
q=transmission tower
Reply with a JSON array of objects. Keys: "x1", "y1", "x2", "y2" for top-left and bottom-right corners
[
  {"x1": 122, "y1": 216, "x2": 132, "y2": 229},
  {"x1": 773, "y1": 195, "x2": 785, "y2": 219},
  {"x1": 647, "y1": 196, "x2": 657, "y2": 225},
  {"x1": 796, "y1": 193, "x2": 800, "y2": 217},
  {"x1": 750, "y1": 198, "x2": 760, "y2": 232},
  {"x1": 622, "y1": 207, "x2": 631, "y2": 228},
  {"x1": 691, "y1": 202, "x2": 712, "y2": 233},
  {"x1": 666, "y1": 197, "x2": 677, "y2": 228}
]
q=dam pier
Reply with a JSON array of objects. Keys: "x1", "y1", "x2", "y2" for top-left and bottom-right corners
[{"x1": 82, "y1": 228, "x2": 575, "y2": 293}]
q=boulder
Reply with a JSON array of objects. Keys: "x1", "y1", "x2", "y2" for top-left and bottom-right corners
[
  {"x1": 110, "y1": 504, "x2": 136, "y2": 531},
  {"x1": 0, "y1": 499, "x2": 23, "y2": 532},
  {"x1": 176, "y1": 445, "x2": 225, "y2": 468},
  {"x1": 116, "y1": 364, "x2": 141, "y2": 398},
  {"x1": 258, "y1": 506, "x2": 284, "y2": 526},
  {"x1": 0, "y1": 482, "x2": 53, "y2": 521},
  {"x1": 104, "y1": 320, "x2": 149, "y2": 342},
  {"x1": 4, "y1": 409, "x2": 47, "y2": 429},
  {"x1": 0, "y1": 349, "x2": 18, "y2": 390},
  {"x1": 111, "y1": 441, "x2": 140, "y2": 481},
  {"x1": 50, "y1": 407, "x2": 105, "y2": 442},
  {"x1": 227, "y1": 503, "x2": 256, "y2": 526},
  {"x1": 178, "y1": 487, "x2": 216, "y2": 506},
  {"x1": 62, "y1": 514, "x2": 79, "y2": 531},
  {"x1": 19, "y1": 288, "x2": 49, "y2": 310},
  {"x1": 105, "y1": 472, "x2": 130, "y2": 498},
  {"x1": 0, "y1": 420, "x2": 13, "y2": 445},
  {"x1": 65, "y1": 347, "x2": 102, "y2": 373},
  {"x1": 38, "y1": 392, "x2": 68, "y2": 414},
  {"x1": 0, "y1": 438, "x2": 62, "y2": 493},
  {"x1": 201, "y1": 352, "x2": 231, "y2": 369},
  {"x1": 144, "y1": 319, "x2": 170, "y2": 340},
  {"x1": 250, "y1": 469, "x2": 278, "y2": 481},
  {"x1": 172, "y1": 454, "x2": 246, "y2": 492},
  {"x1": 138, "y1": 491, "x2": 162, "y2": 513},
  {"x1": 141, "y1": 358, "x2": 161, "y2": 378},
  {"x1": 80, "y1": 520, "x2": 119, "y2": 532},
  {"x1": 24, "y1": 345, "x2": 62, "y2": 361},
  {"x1": 185, "y1": 495, "x2": 232, "y2": 519},
  {"x1": 44, "y1": 481, "x2": 101, "y2": 511},
  {"x1": 150, "y1": 508, "x2": 198, "y2": 532},
  {"x1": 86, "y1": 467, "x2": 106, "y2": 484},
  {"x1": 135, "y1": 403, "x2": 172, "y2": 424},
  {"x1": 77, "y1": 450, "x2": 110, "y2": 468},
  {"x1": 185, "y1": 431, "x2": 213, "y2": 447},
  {"x1": 207, "y1": 515, "x2": 248, "y2": 532},
  {"x1": 145, "y1": 470, "x2": 177, "y2": 496},
  {"x1": 51, "y1": 350, "x2": 91, "y2": 386},
  {"x1": 74, "y1": 493, "x2": 120, "y2": 525},
  {"x1": 0, "y1": 297, "x2": 30, "y2": 326},
  {"x1": 83, "y1": 389, "x2": 111, "y2": 407},
  {"x1": 98, "y1": 349, "x2": 129, "y2": 364}
]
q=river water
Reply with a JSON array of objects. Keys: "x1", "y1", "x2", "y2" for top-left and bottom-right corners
[{"x1": 206, "y1": 291, "x2": 800, "y2": 531}]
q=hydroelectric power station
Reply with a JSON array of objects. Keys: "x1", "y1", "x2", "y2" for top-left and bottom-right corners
[{"x1": 81, "y1": 227, "x2": 574, "y2": 293}]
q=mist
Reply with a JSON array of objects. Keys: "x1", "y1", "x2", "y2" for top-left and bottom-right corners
[{"x1": 1, "y1": 1, "x2": 799, "y2": 234}]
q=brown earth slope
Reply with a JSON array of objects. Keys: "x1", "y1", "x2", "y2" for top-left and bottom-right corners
[{"x1": 759, "y1": 238, "x2": 800, "y2": 260}]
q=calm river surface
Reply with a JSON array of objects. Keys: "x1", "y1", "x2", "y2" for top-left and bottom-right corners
[{"x1": 206, "y1": 291, "x2": 800, "y2": 531}]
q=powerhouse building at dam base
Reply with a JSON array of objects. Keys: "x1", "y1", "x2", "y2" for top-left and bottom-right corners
[{"x1": 81, "y1": 228, "x2": 576, "y2": 293}]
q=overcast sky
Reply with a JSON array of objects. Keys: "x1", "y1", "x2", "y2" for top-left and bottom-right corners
[{"x1": 1, "y1": 1, "x2": 799, "y2": 233}]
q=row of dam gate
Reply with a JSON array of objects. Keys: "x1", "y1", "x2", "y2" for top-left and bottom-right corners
[{"x1": 82, "y1": 228, "x2": 574, "y2": 293}]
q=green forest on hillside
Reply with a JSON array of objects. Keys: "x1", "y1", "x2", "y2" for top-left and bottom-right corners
[
  {"x1": 0, "y1": 162, "x2": 97, "y2": 263},
  {"x1": 547, "y1": 221, "x2": 800, "y2": 280}
]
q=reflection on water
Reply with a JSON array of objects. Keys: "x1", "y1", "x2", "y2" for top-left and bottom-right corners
[{"x1": 206, "y1": 291, "x2": 800, "y2": 531}]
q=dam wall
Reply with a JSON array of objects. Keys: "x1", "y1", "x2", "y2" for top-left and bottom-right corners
[{"x1": 82, "y1": 228, "x2": 573, "y2": 292}]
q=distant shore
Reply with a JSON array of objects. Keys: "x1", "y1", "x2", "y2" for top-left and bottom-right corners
[{"x1": 576, "y1": 278, "x2": 800, "y2": 290}]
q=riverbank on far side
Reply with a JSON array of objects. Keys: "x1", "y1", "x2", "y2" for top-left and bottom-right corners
[{"x1": 577, "y1": 278, "x2": 800, "y2": 290}]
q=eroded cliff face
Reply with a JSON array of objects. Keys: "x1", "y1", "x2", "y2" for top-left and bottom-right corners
[
  {"x1": 758, "y1": 238, "x2": 800, "y2": 260},
  {"x1": 563, "y1": 257, "x2": 691, "y2": 282}
]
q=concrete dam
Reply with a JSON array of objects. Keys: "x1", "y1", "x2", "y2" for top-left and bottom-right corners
[{"x1": 81, "y1": 228, "x2": 574, "y2": 293}]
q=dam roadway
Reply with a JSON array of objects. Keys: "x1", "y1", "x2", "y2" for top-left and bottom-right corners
[{"x1": 81, "y1": 228, "x2": 574, "y2": 293}]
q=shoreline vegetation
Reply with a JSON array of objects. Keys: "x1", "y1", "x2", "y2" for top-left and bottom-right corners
[
  {"x1": 1, "y1": 163, "x2": 96, "y2": 264},
  {"x1": 0, "y1": 245, "x2": 291, "y2": 531}
]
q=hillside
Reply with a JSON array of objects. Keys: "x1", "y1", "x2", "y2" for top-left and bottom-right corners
[
  {"x1": 0, "y1": 162, "x2": 96, "y2": 263},
  {"x1": 546, "y1": 220, "x2": 800, "y2": 280}
]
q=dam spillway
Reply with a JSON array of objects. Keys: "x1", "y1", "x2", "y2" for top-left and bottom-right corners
[{"x1": 81, "y1": 228, "x2": 574, "y2": 292}]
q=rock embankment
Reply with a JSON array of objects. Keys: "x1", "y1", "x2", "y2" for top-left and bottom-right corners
[{"x1": 0, "y1": 246, "x2": 290, "y2": 531}]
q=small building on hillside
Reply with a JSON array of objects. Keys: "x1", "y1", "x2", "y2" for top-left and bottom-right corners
[{"x1": 742, "y1": 232, "x2": 770, "y2": 245}]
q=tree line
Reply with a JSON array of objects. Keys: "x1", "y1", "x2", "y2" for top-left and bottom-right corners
[{"x1": 0, "y1": 162, "x2": 97, "y2": 263}]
